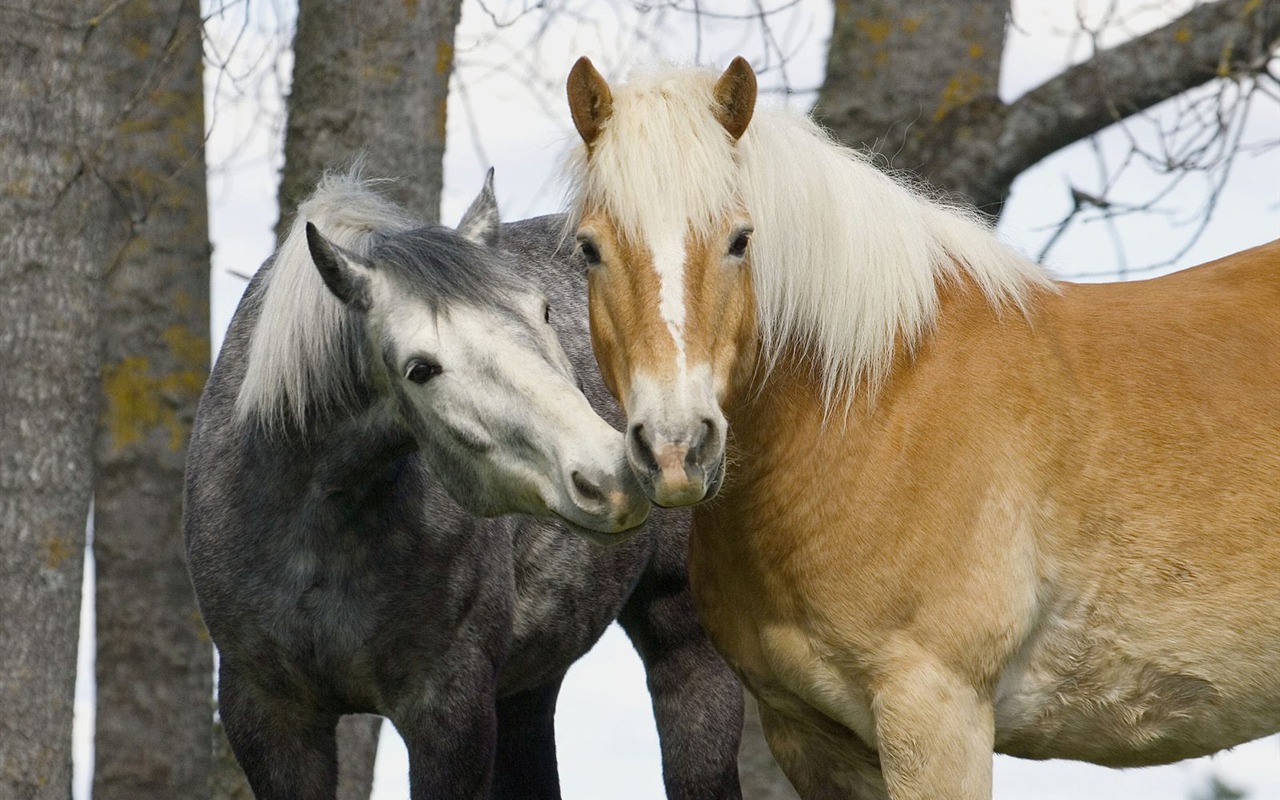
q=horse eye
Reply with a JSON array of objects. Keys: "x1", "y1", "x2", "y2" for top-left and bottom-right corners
[
  {"x1": 578, "y1": 238, "x2": 602, "y2": 266},
  {"x1": 405, "y1": 360, "x2": 443, "y2": 384},
  {"x1": 543, "y1": 302, "x2": 551, "y2": 324},
  {"x1": 728, "y1": 229, "x2": 753, "y2": 258}
]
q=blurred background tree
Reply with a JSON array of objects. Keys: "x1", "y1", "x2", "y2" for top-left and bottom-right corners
[
  {"x1": 1, "y1": 0, "x2": 115, "y2": 792},
  {"x1": 91, "y1": 2, "x2": 213, "y2": 797}
]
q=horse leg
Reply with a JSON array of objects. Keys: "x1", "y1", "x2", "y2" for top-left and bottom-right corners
[
  {"x1": 218, "y1": 659, "x2": 339, "y2": 800},
  {"x1": 756, "y1": 702, "x2": 887, "y2": 800},
  {"x1": 392, "y1": 667, "x2": 500, "y2": 800},
  {"x1": 491, "y1": 680, "x2": 564, "y2": 800},
  {"x1": 618, "y1": 548, "x2": 744, "y2": 800},
  {"x1": 870, "y1": 657, "x2": 994, "y2": 800}
]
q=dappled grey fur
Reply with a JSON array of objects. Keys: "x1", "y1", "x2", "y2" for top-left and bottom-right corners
[{"x1": 184, "y1": 212, "x2": 743, "y2": 799}]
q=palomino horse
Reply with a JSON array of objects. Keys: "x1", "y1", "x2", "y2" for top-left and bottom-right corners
[
  {"x1": 564, "y1": 56, "x2": 1280, "y2": 799},
  {"x1": 185, "y1": 171, "x2": 744, "y2": 799}
]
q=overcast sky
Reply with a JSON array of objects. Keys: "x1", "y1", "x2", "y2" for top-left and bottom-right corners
[{"x1": 77, "y1": 1, "x2": 1280, "y2": 798}]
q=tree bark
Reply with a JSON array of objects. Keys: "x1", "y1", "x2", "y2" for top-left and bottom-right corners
[
  {"x1": 210, "y1": 719, "x2": 254, "y2": 800},
  {"x1": 0, "y1": 1, "x2": 111, "y2": 795},
  {"x1": 966, "y1": 0, "x2": 1280, "y2": 214},
  {"x1": 815, "y1": 0, "x2": 1010, "y2": 211},
  {"x1": 90, "y1": 1, "x2": 213, "y2": 797},
  {"x1": 277, "y1": 0, "x2": 465, "y2": 234},
  {"x1": 336, "y1": 715, "x2": 382, "y2": 800}
]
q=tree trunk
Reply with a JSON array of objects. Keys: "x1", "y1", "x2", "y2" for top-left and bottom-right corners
[
  {"x1": 91, "y1": 1, "x2": 213, "y2": 797},
  {"x1": 0, "y1": 1, "x2": 112, "y2": 795},
  {"x1": 336, "y1": 716, "x2": 382, "y2": 800},
  {"x1": 815, "y1": 0, "x2": 1009, "y2": 212},
  {"x1": 248, "y1": 1, "x2": 464, "y2": 794},
  {"x1": 277, "y1": 0, "x2": 465, "y2": 233},
  {"x1": 210, "y1": 719, "x2": 255, "y2": 800}
]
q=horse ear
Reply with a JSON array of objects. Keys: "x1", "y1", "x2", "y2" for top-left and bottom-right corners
[
  {"x1": 306, "y1": 222, "x2": 372, "y2": 311},
  {"x1": 567, "y1": 56, "x2": 613, "y2": 147},
  {"x1": 457, "y1": 167, "x2": 500, "y2": 249},
  {"x1": 713, "y1": 56, "x2": 757, "y2": 141}
]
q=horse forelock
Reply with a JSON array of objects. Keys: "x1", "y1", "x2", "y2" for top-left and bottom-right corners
[
  {"x1": 565, "y1": 67, "x2": 740, "y2": 242},
  {"x1": 566, "y1": 64, "x2": 1053, "y2": 412},
  {"x1": 235, "y1": 172, "x2": 420, "y2": 430}
]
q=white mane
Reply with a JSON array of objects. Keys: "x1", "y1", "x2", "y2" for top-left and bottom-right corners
[
  {"x1": 236, "y1": 172, "x2": 419, "y2": 429},
  {"x1": 567, "y1": 67, "x2": 1053, "y2": 407}
]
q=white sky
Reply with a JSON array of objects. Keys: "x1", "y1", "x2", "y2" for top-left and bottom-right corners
[{"x1": 77, "y1": 1, "x2": 1280, "y2": 798}]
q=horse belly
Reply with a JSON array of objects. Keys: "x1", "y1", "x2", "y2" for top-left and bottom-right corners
[{"x1": 992, "y1": 603, "x2": 1280, "y2": 766}]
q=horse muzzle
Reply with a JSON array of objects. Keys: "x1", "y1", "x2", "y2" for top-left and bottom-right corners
[
  {"x1": 626, "y1": 417, "x2": 725, "y2": 507},
  {"x1": 555, "y1": 460, "x2": 652, "y2": 535}
]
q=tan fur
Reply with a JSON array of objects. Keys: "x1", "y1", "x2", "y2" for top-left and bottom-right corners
[
  {"x1": 568, "y1": 58, "x2": 1280, "y2": 799},
  {"x1": 580, "y1": 212, "x2": 756, "y2": 409},
  {"x1": 682, "y1": 241, "x2": 1280, "y2": 797},
  {"x1": 567, "y1": 57, "x2": 613, "y2": 148}
]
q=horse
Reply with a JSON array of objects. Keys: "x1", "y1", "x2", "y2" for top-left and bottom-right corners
[
  {"x1": 562, "y1": 56, "x2": 1280, "y2": 799},
  {"x1": 183, "y1": 170, "x2": 744, "y2": 799}
]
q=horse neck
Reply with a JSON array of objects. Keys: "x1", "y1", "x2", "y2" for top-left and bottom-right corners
[
  {"x1": 691, "y1": 346, "x2": 833, "y2": 616},
  {"x1": 716, "y1": 274, "x2": 1013, "y2": 513},
  {"x1": 721, "y1": 346, "x2": 838, "y2": 494}
]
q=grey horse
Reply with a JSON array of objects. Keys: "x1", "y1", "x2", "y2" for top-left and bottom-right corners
[{"x1": 184, "y1": 171, "x2": 743, "y2": 799}]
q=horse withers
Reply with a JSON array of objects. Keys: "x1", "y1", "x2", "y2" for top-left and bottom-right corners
[
  {"x1": 564, "y1": 56, "x2": 1280, "y2": 799},
  {"x1": 184, "y1": 171, "x2": 743, "y2": 799}
]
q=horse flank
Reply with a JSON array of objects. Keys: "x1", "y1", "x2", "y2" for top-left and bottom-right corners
[
  {"x1": 566, "y1": 66, "x2": 1053, "y2": 408},
  {"x1": 236, "y1": 172, "x2": 420, "y2": 429}
]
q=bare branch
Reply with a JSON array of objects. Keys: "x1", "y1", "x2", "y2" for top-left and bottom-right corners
[{"x1": 992, "y1": 0, "x2": 1280, "y2": 194}]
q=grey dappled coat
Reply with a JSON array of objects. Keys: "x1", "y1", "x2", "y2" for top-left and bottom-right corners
[{"x1": 184, "y1": 213, "x2": 744, "y2": 800}]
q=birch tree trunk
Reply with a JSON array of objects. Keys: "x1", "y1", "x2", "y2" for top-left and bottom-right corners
[
  {"x1": 0, "y1": 1, "x2": 112, "y2": 795},
  {"x1": 91, "y1": 1, "x2": 213, "y2": 797}
]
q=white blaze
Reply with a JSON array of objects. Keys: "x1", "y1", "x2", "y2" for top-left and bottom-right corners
[
  {"x1": 648, "y1": 227, "x2": 688, "y2": 370},
  {"x1": 623, "y1": 224, "x2": 725, "y2": 456}
]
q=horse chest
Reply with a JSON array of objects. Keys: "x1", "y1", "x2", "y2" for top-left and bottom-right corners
[
  {"x1": 500, "y1": 522, "x2": 644, "y2": 693},
  {"x1": 688, "y1": 505, "x2": 882, "y2": 748}
]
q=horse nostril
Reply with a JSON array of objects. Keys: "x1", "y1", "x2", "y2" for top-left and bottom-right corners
[
  {"x1": 571, "y1": 470, "x2": 606, "y2": 505},
  {"x1": 628, "y1": 424, "x2": 659, "y2": 473},
  {"x1": 688, "y1": 418, "x2": 716, "y2": 464}
]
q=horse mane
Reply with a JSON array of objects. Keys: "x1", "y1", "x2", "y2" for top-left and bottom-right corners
[
  {"x1": 235, "y1": 171, "x2": 420, "y2": 430},
  {"x1": 566, "y1": 66, "x2": 1053, "y2": 409}
]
